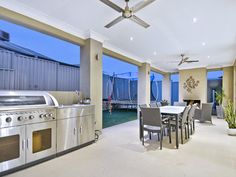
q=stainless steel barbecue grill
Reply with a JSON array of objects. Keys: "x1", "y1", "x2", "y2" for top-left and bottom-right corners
[{"x1": 0, "y1": 91, "x2": 58, "y2": 173}]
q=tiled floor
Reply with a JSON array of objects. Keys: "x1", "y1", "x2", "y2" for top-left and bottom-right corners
[{"x1": 5, "y1": 117, "x2": 236, "y2": 177}]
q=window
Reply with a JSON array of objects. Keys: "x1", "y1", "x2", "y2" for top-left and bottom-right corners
[
  {"x1": 150, "y1": 71, "x2": 163, "y2": 102},
  {"x1": 207, "y1": 70, "x2": 223, "y2": 115},
  {"x1": 171, "y1": 73, "x2": 179, "y2": 105}
]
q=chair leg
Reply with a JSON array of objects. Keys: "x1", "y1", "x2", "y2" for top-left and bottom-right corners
[
  {"x1": 181, "y1": 126, "x2": 183, "y2": 144},
  {"x1": 190, "y1": 122, "x2": 193, "y2": 135},
  {"x1": 169, "y1": 126, "x2": 172, "y2": 144},
  {"x1": 157, "y1": 133, "x2": 160, "y2": 141},
  {"x1": 193, "y1": 120, "x2": 195, "y2": 131},
  {"x1": 185, "y1": 125, "x2": 188, "y2": 139},
  {"x1": 187, "y1": 124, "x2": 190, "y2": 138},
  {"x1": 149, "y1": 132, "x2": 152, "y2": 140},
  {"x1": 142, "y1": 130, "x2": 144, "y2": 145},
  {"x1": 160, "y1": 129, "x2": 163, "y2": 150}
]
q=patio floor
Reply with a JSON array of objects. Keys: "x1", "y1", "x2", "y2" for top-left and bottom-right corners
[{"x1": 6, "y1": 117, "x2": 236, "y2": 177}]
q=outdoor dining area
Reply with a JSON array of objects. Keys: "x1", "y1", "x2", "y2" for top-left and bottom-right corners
[{"x1": 139, "y1": 102, "x2": 213, "y2": 149}]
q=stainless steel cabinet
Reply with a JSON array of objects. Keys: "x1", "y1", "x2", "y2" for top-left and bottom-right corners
[
  {"x1": 0, "y1": 126, "x2": 25, "y2": 172},
  {"x1": 56, "y1": 105, "x2": 95, "y2": 153},
  {"x1": 57, "y1": 118, "x2": 77, "y2": 152},
  {"x1": 78, "y1": 115, "x2": 95, "y2": 145}
]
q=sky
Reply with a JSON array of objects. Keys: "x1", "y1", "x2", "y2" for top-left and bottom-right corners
[{"x1": 0, "y1": 20, "x2": 80, "y2": 65}]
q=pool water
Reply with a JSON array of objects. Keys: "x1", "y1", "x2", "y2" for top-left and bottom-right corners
[{"x1": 103, "y1": 109, "x2": 137, "y2": 128}]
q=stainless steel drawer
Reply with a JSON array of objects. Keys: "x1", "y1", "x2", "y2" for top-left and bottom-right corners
[{"x1": 56, "y1": 105, "x2": 95, "y2": 119}]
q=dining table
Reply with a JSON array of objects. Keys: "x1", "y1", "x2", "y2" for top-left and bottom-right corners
[{"x1": 139, "y1": 106, "x2": 185, "y2": 149}]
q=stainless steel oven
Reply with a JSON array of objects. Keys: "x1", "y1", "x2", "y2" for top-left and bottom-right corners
[
  {"x1": 26, "y1": 121, "x2": 56, "y2": 163},
  {"x1": 0, "y1": 91, "x2": 58, "y2": 173},
  {"x1": 0, "y1": 126, "x2": 25, "y2": 172}
]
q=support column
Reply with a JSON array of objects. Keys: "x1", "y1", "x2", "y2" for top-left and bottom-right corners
[
  {"x1": 80, "y1": 38, "x2": 103, "y2": 130},
  {"x1": 162, "y1": 73, "x2": 171, "y2": 104},
  {"x1": 138, "y1": 62, "x2": 151, "y2": 107}
]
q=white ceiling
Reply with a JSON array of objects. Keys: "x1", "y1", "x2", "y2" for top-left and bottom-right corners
[{"x1": 1, "y1": 0, "x2": 236, "y2": 72}]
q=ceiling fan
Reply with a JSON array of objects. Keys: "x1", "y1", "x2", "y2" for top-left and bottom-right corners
[
  {"x1": 100, "y1": 0, "x2": 155, "y2": 28},
  {"x1": 178, "y1": 54, "x2": 199, "y2": 66}
]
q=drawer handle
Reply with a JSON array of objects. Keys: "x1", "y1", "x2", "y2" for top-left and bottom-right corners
[{"x1": 80, "y1": 126, "x2": 82, "y2": 134}]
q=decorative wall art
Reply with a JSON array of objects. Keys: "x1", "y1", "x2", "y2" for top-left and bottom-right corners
[{"x1": 183, "y1": 76, "x2": 199, "y2": 93}]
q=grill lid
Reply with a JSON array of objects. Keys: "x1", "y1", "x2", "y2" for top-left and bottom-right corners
[{"x1": 0, "y1": 91, "x2": 58, "y2": 108}]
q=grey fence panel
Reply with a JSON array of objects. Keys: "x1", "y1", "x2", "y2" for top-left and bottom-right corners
[
  {"x1": 12, "y1": 54, "x2": 58, "y2": 90},
  {"x1": 130, "y1": 80, "x2": 137, "y2": 100},
  {"x1": 0, "y1": 49, "x2": 14, "y2": 89},
  {"x1": 57, "y1": 64, "x2": 80, "y2": 91},
  {"x1": 0, "y1": 48, "x2": 80, "y2": 91},
  {"x1": 103, "y1": 74, "x2": 111, "y2": 100}
]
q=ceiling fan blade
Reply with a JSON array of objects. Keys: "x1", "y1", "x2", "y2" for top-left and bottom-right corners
[
  {"x1": 132, "y1": 0, "x2": 156, "y2": 13},
  {"x1": 184, "y1": 57, "x2": 189, "y2": 60},
  {"x1": 100, "y1": 0, "x2": 124, "y2": 13},
  {"x1": 105, "y1": 16, "x2": 124, "y2": 28},
  {"x1": 186, "y1": 60, "x2": 199, "y2": 63},
  {"x1": 130, "y1": 15, "x2": 150, "y2": 28},
  {"x1": 178, "y1": 61, "x2": 184, "y2": 66}
]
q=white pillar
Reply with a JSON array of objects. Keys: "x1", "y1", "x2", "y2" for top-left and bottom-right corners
[
  {"x1": 80, "y1": 38, "x2": 103, "y2": 130},
  {"x1": 138, "y1": 62, "x2": 151, "y2": 107},
  {"x1": 162, "y1": 73, "x2": 171, "y2": 104}
]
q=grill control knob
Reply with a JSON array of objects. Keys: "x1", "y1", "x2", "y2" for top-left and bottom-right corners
[
  {"x1": 45, "y1": 114, "x2": 50, "y2": 118},
  {"x1": 29, "y1": 115, "x2": 35, "y2": 119},
  {"x1": 49, "y1": 113, "x2": 53, "y2": 117},
  {"x1": 18, "y1": 116, "x2": 24, "y2": 121},
  {"x1": 6, "y1": 117, "x2": 12, "y2": 123},
  {"x1": 39, "y1": 114, "x2": 44, "y2": 118}
]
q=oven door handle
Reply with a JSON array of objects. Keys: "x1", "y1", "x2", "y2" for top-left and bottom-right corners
[
  {"x1": 26, "y1": 138, "x2": 30, "y2": 149},
  {"x1": 73, "y1": 127, "x2": 76, "y2": 135},
  {"x1": 22, "y1": 139, "x2": 26, "y2": 150}
]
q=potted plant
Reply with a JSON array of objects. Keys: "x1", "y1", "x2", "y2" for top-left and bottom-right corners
[
  {"x1": 161, "y1": 100, "x2": 169, "y2": 106},
  {"x1": 215, "y1": 90, "x2": 226, "y2": 119},
  {"x1": 224, "y1": 101, "x2": 236, "y2": 136}
]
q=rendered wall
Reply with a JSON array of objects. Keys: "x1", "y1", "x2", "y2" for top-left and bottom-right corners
[
  {"x1": 223, "y1": 66, "x2": 234, "y2": 106},
  {"x1": 179, "y1": 68, "x2": 207, "y2": 104}
]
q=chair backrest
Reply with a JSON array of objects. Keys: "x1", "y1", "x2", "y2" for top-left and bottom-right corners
[
  {"x1": 140, "y1": 107, "x2": 162, "y2": 127},
  {"x1": 156, "y1": 102, "x2": 162, "y2": 107},
  {"x1": 174, "y1": 102, "x2": 187, "y2": 106},
  {"x1": 181, "y1": 105, "x2": 191, "y2": 124},
  {"x1": 201, "y1": 103, "x2": 213, "y2": 121},
  {"x1": 139, "y1": 104, "x2": 148, "y2": 108},
  {"x1": 149, "y1": 102, "x2": 158, "y2": 108},
  {"x1": 188, "y1": 103, "x2": 198, "y2": 121}
]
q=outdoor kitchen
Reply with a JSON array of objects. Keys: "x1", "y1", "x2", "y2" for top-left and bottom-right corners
[{"x1": 0, "y1": 91, "x2": 95, "y2": 175}]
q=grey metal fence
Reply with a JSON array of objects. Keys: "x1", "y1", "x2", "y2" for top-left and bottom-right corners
[{"x1": 0, "y1": 49, "x2": 80, "y2": 91}]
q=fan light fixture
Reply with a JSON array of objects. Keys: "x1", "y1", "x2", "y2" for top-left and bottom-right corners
[{"x1": 100, "y1": 0, "x2": 156, "y2": 28}]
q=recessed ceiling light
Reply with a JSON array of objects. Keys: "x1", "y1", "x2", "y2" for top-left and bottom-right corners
[
  {"x1": 153, "y1": 51, "x2": 157, "y2": 56},
  {"x1": 202, "y1": 42, "x2": 206, "y2": 46},
  {"x1": 130, "y1": 37, "x2": 134, "y2": 41},
  {"x1": 193, "y1": 17, "x2": 198, "y2": 23},
  {"x1": 207, "y1": 56, "x2": 210, "y2": 58}
]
